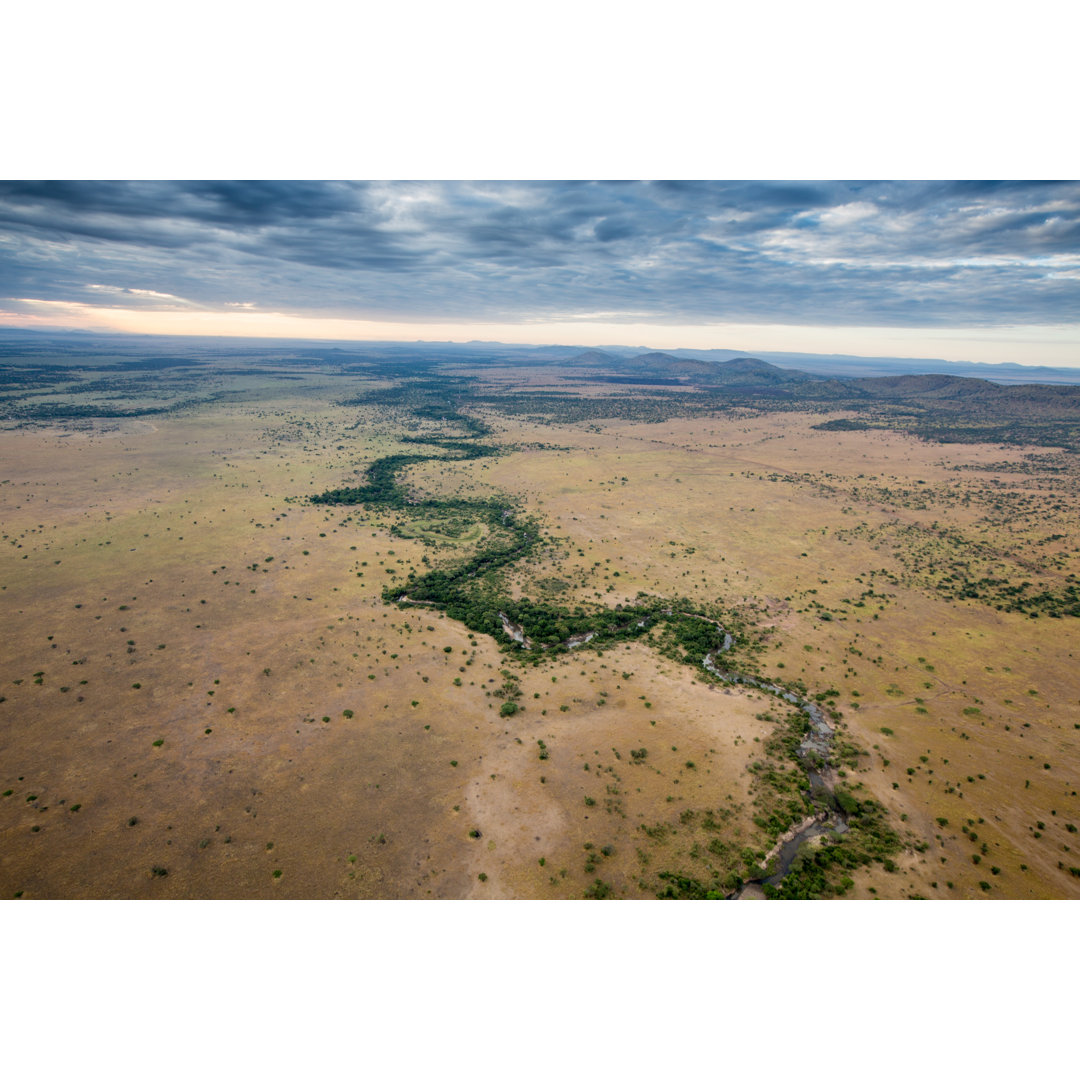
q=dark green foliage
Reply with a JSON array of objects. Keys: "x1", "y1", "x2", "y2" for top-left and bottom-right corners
[
  {"x1": 762, "y1": 792, "x2": 902, "y2": 899},
  {"x1": 656, "y1": 872, "x2": 725, "y2": 899},
  {"x1": 813, "y1": 418, "x2": 873, "y2": 431},
  {"x1": 315, "y1": 411, "x2": 752, "y2": 661}
]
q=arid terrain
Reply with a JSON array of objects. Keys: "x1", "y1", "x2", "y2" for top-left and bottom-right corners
[{"x1": 3, "y1": 348, "x2": 1080, "y2": 899}]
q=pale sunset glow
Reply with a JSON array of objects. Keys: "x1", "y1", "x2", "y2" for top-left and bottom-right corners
[{"x1": 4, "y1": 297, "x2": 1078, "y2": 367}]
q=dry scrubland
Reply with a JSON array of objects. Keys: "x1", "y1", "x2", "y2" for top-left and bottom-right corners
[{"x1": 3, "y1": 365, "x2": 1079, "y2": 899}]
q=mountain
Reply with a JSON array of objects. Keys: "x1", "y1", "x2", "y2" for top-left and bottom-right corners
[
  {"x1": 562, "y1": 349, "x2": 622, "y2": 367},
  {"x1": 562, "y1": 349, "x2": 812, "y2": 386},
  {"x1": 851, "y1": 374, "x2": 1000, "y2": 400},
  {"x1": 564, "y1": 349, "x2": 719, "y2": 378},
  {"x1": 708, "y1": 356, "x2": 813, "y2": 385}
]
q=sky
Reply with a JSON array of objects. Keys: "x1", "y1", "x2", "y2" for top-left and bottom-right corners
[{"x1": 1, "y1": 180, "x2": 1078, "y2": 366}]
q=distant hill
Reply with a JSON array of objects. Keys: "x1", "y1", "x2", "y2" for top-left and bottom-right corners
[
  {"x1": 708, "y1": 356, "x2": 813, "y2": 385},
  {"x1": 845, "y1": 374, "x2": 1080, "y2": 417},
  {"x1": 651, "y1": 346, "x2": 1080, "y2": 386},
  {"x1": 563, "y1": 349, "x2": 812, "y2": 386},
  {"x1": 564, "y1": 349, "x2": 722, "y2": 379},
  {"x1": 562, "y1": 349, "x2": 622, "y2": 367},
  {"x1": 851, "y1": 374, "x2": 1000, "y2": 400}
]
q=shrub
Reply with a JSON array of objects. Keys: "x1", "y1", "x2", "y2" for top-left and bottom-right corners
[{"x1": 835, "y1": 789, "x2": 859, "y2": 815}]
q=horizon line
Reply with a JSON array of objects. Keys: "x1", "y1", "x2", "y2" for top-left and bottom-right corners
[{"x1": 5, "y1": 322, "x2": 1080, "y2": 372}]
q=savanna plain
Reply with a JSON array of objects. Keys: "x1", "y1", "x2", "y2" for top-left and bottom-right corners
[{"x1": 3, "y1": 346, "x2": 1079, "y2": 899}]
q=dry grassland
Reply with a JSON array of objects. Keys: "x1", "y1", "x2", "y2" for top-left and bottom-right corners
[{"x1": 3, "y1": 374, "x2": 1079, "y2": 899}]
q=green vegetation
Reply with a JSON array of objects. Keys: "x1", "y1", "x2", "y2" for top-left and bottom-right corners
[
  {"x1": 311, "y1": 391, "x2": 753, "y2": 665},
  {"x1": 656, "y1": 873, "x2": 724, "y2": 900},
  {"x1": 761, "y1": 791, "x2": 902, "y2": 899}
]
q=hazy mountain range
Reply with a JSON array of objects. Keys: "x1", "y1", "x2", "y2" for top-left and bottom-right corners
[{"x1": 2, "y1": 327, "x2": 1078, "y2": 385}]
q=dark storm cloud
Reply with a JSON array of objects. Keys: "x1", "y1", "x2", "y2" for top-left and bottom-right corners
[{"x1": 0, "y1": 180, "x2": 1077, "y2": 327}]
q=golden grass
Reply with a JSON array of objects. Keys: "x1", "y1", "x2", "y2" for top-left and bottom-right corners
[{"x1": 2, "y1": 382, "x2": 1078, "y2": 899}]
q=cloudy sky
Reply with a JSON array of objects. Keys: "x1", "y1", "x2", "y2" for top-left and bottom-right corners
[{"x1": 1, "y1": 180, "x2": 1078, "y2": 365}]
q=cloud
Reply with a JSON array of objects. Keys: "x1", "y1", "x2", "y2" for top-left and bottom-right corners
[{"x1": 0, "y1": 180, "x2": 1077, "y2": 330}]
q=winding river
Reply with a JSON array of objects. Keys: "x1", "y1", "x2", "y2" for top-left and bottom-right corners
[
  {"x1": 335, "y1": 414, "x2": 848, "y2": 898},
  {"x1": 702, "y1": 646, "x2": 848, "y2": 898},
  {"x1": 492, "y1": 609, "x2": 848, "y2": 897}
]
